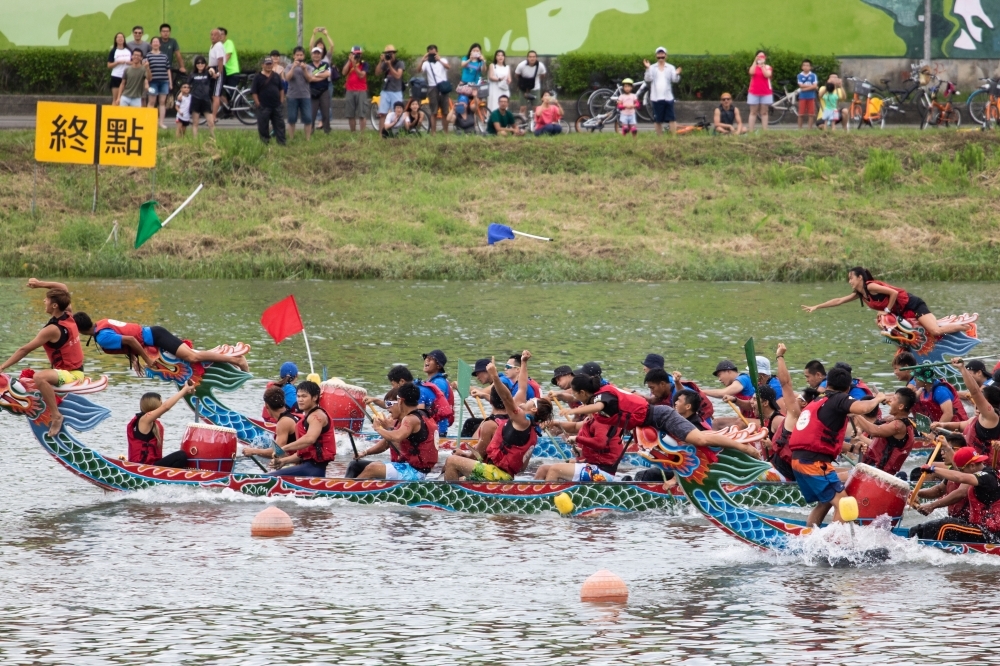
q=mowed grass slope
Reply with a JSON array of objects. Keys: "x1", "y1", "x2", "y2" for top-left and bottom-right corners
[{"x1": 2, "y1": 129, "x2": 1000, "y2": 281}]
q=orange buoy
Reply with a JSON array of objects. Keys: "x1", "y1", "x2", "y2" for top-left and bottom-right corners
[
  {"x1": 250, "y1": 506, "x2": 293, "y2": 537},
  {"x1": 580, "y1": 569, "x2": 629, "y2": 603}
]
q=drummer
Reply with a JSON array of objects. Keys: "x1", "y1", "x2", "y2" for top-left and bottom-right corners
[
  {"x1": 269, "y1": 381, "x2": 336, "y2": 477},
  {"x1": 127, "y1": 382, "x2": 196, "y2": 468},
  {"x1": 243, "y1": 386, "x2": 298, "y2": 459},
  {"x1": 351, "y1": 382, "x2": 439, "y2": 480}
]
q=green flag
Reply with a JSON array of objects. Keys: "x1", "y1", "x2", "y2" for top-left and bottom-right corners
[
  {"x1": 744, "y1": 337, "x2": 765, "y2": 421},
  {"x1": 457, "y1": 359, "x2": 472, "y2": 438},
  {"x1": 134, "y1": 200, "x2": 160, "y2": 249}
]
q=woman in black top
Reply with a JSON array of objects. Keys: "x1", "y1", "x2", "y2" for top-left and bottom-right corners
[
  {"x1": 188, "y1": 56, "x2": 216, "y2": 138},
  {"x1": 146, "y1": 37, "x2": 172, "y2": 129}
]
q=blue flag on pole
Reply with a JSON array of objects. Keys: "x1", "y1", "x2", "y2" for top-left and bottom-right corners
[{"x1": 487, "y1": 223, "x2": 517, "y2": 245}]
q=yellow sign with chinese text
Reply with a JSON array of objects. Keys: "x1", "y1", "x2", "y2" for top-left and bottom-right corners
[
  {"x1": 98, "y1": 106, "x2": 158, "y2": 168},
  {"x1": 34, "y1": 102, "x2": 98, "y2": 165}
]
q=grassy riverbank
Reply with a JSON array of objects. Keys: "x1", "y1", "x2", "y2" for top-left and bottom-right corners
[{"x1": 3, "y1": 128, "x2": 1000, "y2": 281}]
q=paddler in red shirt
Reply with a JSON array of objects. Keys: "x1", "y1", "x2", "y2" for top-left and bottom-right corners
[
  {"x1": 801, "y1": 266, "x2": 970, "y2": 337},
  {"x1": 0, "y1": 284, "x2": 85, "y2": 436}
]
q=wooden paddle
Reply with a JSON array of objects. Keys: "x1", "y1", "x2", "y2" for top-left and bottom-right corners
[
  {"x1": 724, "y1": 396, "x2": 751, "y2": 427},
  {"x1": 908, "y1": 435, "x2": 945, "y2": 509}
]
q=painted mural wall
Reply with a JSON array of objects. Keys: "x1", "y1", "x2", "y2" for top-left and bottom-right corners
[{"x1": 1, "y1": 0, "x2": 998, "y2": 58}]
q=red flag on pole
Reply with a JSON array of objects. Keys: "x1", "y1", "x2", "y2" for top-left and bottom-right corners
[{"x1": 260, "y1": 295, "x2": 304, "y2": 344}]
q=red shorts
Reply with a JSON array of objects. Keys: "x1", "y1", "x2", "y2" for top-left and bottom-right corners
[{"x1": 798, "y1": 98, "x2": 817, "y2": 116}]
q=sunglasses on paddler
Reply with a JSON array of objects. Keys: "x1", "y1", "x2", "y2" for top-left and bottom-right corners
[
  {"x1": 385, "y1": 400, "x2": 398, "y2": 408},
  {"x1": 504, "y1": 364, "x2": 517, "y2": 370}
]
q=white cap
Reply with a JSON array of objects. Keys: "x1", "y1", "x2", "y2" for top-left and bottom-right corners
[
  {"x1": 754, "y1": 356, "x2": 771, "y2": 376},
  {"x1": 655, "y1": 46, "x2": 667, "y2": 54}
]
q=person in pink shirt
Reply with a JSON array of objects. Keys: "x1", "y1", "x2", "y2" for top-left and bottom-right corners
[
  {"x1": 617, "y1": 78, "x2": 639, "y2": 136},
  {"x1": 533, "y1": 91, "x2": 563, "y2": 136},
  {"x1": 747, "y1": 51, "x2": 773, "y2": 132}
]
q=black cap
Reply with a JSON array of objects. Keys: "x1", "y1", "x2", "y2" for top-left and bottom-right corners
[
  {"x1": 713, "y1": 360, "x2": 738, "y2": 376},
  {"x1": 578, "y1": 362, "x2": 603, "y2": 377},
  {"x1": 833, "y1": 361, "x2": 853, "y2": 374},
  {"x1": 422, "y1": 349, "x2": 447, "y2": 367},
  {"x1": 966, "y1": 359, "x2": 988, "y2": 374},
  {"x1": 642, "y1": 353, "x2": 665, "y2": 369},
  {"x1": 551, "y1": 365, "x2": 574, "y2": 385},
  {"x1": 472, "y1": 358, "x2": 490, "y2": 375}
]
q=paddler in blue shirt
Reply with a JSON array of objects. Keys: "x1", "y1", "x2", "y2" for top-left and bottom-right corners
[
  {"x1": 703, "y1": 359, "x2": 756, "y2": 423},
  {"x1": 422, "y1": 349, "x2": 453, "y2": 436},
  {"x1": 498, "y1": 354, "x2": 539, "y2": 400}
]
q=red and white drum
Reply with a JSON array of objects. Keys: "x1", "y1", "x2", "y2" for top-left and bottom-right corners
[
  {"x1": 319, "y1": 379, "x2": 367, "y2": 432},
  {"x1": 181, "y1": 423, "x2": 238, "y2": 472},
  {"x1": 845, "y1": 463, "x2": 910, "y2": 525}
]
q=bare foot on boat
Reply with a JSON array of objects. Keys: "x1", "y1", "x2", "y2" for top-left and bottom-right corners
[
  {"x1": 48, "y1": 412, "x2": 64, "y2": 438},
  {"x1": 231, "y1": 356, "x2": 249, "y2": 372}
]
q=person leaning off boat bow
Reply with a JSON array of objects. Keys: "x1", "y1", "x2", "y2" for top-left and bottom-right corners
[
  {"x1": 801, "y1": 266, "x2": 971, "y2": 338},
  {"x1": 243, "y1": 385, "x2": 298, "y2": 459},
  {"x1": 350, "y1": 382, "x2": 439, "y2": 480},
  {"x1": 444, "y1": 352, "x2": 551, "y2": 482},
  {"x1": 268, "y1": 381, "x2": 335, "y2": 477}
]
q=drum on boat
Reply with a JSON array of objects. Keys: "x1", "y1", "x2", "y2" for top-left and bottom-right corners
[
  {"x1": 319, "y1": 379, "x2": 368, "y2": 432},
  {"x1": 181, "y1": 423, "x2": 238, "y2": 472},
  {"x1": 844, "y1": 463, "x2": 910, "y2": 525}
]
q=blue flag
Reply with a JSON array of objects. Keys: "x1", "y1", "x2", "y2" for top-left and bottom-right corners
[{"x1": 487, "y1": 223, "x2": 516, "y2": 245}]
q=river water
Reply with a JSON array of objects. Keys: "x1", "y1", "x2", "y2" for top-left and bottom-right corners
[{"x1": 1, "y1": 279, "x2": 999, "y2": 665}]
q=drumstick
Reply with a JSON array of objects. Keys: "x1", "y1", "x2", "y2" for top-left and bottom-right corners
[{"x1": 908, "y1": 436, "x2": 944, "y2": 509}]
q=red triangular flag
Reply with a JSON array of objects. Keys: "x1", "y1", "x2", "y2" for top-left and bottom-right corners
[{"x1": 261, "y1": 295, "x2": 304, "y2": 344}]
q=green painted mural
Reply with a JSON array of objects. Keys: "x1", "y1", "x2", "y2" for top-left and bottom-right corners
[{"x1": 1, "y1": 0, "x2": 998, "y2": 58}]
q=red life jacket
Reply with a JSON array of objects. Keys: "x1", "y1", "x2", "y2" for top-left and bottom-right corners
[
  {"x1": 947, "y1": 480, "x2": 970, "y2": 520},
  {"x1": 92, "y1": 319, "x2": 149, "y2": 355},
  {"x1": 420, "y1": 381, "x2": 455, "y2": 426},
  {"x1": 963, "y1": 418, "x2": 999, "y2": 458},
  {"x1": 127, "y1": 413, "x2": 164, "y2": 464},
  {"x1": 861, "y1": 417, "x2": 915, "y2": 475},
  {"x1": 913, "y1": 380, "x2": 968, "y2": 423},
  {"x1": 772, "y1": 423, "x2": 792, "y2": 465},
  {"x1": 527, "y1": 377, "x2": 543, "y2": 400},
  {"x1": 966, "y1": 468, "x2": 1000, "y2": 534},
  {"x1": 862, "y1": 279, "x2": 911, "y2": 316},
  {"x1": 575, "y1": 416, "x2": 625, "y2": 470},
  {"x1": 788, "y1": 395, "x2": 849, "y2": 458},
  {"x1": 852, "y1": 378, "x2": 874, "y2": 399},
  {"x1": 295, "y1": 407, "x2": 336, "y2": 463},
  {"x1": 43, "y1": 313, "x2": 84, "y2": 371},
  {"x1": 486, "y1": 416, "x2": 538, "y2": 476},
  {"x1": 594, "y1": 384, "x2": 650, "y2": 431},
  {"x1": 391, "y1": 409, "x2": 439, "y2": 473},
  {"x1": 679, "y1": 380, "x2": 714, "y2": 422}
]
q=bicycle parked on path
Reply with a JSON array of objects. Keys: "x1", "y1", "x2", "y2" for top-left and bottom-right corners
[
  {"x1": 967, "y1": 77, "x2": 1000, "y2": 128},
  {"x1": 675, "y1": 115, "x2": 713, "y2": 135},
  {"x1": 759, "y1": 80, "x2": 799, "y2": 125},
  {"x1": 871, "y1": 63, "x2": 929, "y2": 127},
  {"x1": 211, "y1": 74, "x2": 257, "y2": 125},
  {"x1": 845, "y1": 76, "x2": 885, "y2": 129},
  {"x1": 920, "y1": 76, "x2": 961, "y2": 129}
]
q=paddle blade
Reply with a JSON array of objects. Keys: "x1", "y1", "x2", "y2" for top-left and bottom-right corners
[
  {"x1": 457, "y1": 359, "x2": 472, "y2": 399},
  {"x1": 744, "y1": 338, "x2": 759, "y2": 389},
  {"x1": 487, "y1": 223, "x2": 516, "y2": 245},
  {"x1": 134, "y1": 200, "x2": 161, "y2": 249}
]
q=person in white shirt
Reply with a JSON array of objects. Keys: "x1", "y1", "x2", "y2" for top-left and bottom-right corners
[
  {"x1": 643, "y1": 46, "x2": 682, "y2": 135},
  {"x1": 175, "y1": 82, "x2": 192, "y2": 137},
  {"x1": 208, "y1": 28, "x2": 227, "y2": 121},
  {"x1": 108, "y1": 32, "x2": 132, "y2": 106},
  {"x1": 419, "y1": 44, "x2": 451, "y2": 134},
  {"x1": 382, "y1": 100, "x2": 407, "y2": 137},
  {"x1": 514, "y1": 51, "x2": 547, "y2": 103}
]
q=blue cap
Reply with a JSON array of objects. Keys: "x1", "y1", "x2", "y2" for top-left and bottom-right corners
[{"x1": 280, "y1": 362, "x2": 299, "y2": 379}]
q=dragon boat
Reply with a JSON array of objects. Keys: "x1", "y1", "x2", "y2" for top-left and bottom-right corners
[
  {"x1": 661, "y1": 427, "x2": 1000, "y2": 559},
  {"x1": 878, "y1": 311, "x2": 980, "y2": 383},
  {"x1": 0, "y1": 372, "x2": 810, "y2": 515}
]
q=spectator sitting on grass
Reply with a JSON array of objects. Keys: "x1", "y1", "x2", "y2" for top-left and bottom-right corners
[
  {"x1": 382, "y1": 100, "x2": 407, "y2": 137},
  {"x1": 533, "y1": 91, "x2": 563, "y2": 136},
  {"x1": 284, "y1": 46, "x2": 315, "y2": 141},
  {"x1": 713, "y1": 92, "x2": 745, "y2": 134},
  {"x1": 816, "y1": 74, "x2": 847, "y2": 130},
  {"x1": 488, "y1": 95, "x2": 521, "y2": 136},
  {"x1": 450, "y1": 95, "x2": 477, "y2": 134},
  {"x1": 820, "y1": 83, "x2": 840, "y2": 129},
  {"x1": 342, "y1": 46, "x2": 369, "y2": 133},
  {"x1": 251, "y1": 57, "x2": 286, "y2": 145},
  {"x1": 117, "y1": 49, "x2": 147, "y2": 108},
  {"x1": 403, "y1": 98, "x2": 426, "y2": 133}
]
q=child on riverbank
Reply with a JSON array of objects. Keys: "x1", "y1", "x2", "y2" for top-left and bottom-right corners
[
  {"x1": 175, "y1": 82, "x2": 192, "y2": 137},
  {"x1": 617, "y1": 78, "x2": 639, "y2": 136},
  {"x1": 821, "y1": 83, "x2": 840, "y2": 129}
]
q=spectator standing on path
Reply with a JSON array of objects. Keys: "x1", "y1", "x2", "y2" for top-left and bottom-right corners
[
  {"x1": 533, "y1": 90, "x2": 563, "y2": 136},
  {"x1": 251, "y1": 57, "x2": 286, "y2": 145},
  {"x1": 617, "y1": 78, "x2": 639, "y2": 137},
  {"x1": 284, "y1": 46, "x2": 315, "y2": 141},
  {"x1": 342, "y1": 46, "x2": 369, "y2": 133},
  {"x1": 643, "y1": 47, "x2": 681, "y2": 134},
  {"x1": 488, "y1": 94, "x2": 521, "y2": 136},
  {"x1": 158, "y1": 24, "x2": 185, "y2": 87},
  {"x1": 458, "y1": 43, "x2": 485, "y2": 106},
  {"x1": 713, "y1": 92, "x2": 745, "y2": 134},
  {"x1": 187, "y1": 55, "x2": 216, "y2": 138},
  {"x1": 126, "y1": 26, "x2": 150, "y2": 58},
  {"x1": 175, "y1": 82, "x2": 192, "y2": 137},
  {"x1": 309, "y1": 27, "x2": 336, "y2": 127},
  {"x1": 117, "y1": 49, "x2": 147, "y2": 107},
  {"x1": 514, "y1": 51, "x2": 546, "y2": 106},
  {"x1": 375, "y1": 45, "x2": 405, "y2": 132},
  {"x1": 145, "y1": 37, "x2": 172, "y2": 129},
  {"x1": 309, "y1": 47, "x2": 332, "y2": 134},
  {"x1": 747, "y1": 51, "x2": 773, "y2": 132},
  {"x1": 108, "y1": 32, "x2": 131, "y2": 106},
  {"x1": 487, "y1": 50, "x2": 511, "y2": 112},
  {"x1": 797, "y1": 59, "x2": 818, "y2": 130},
  {"x1": 208, "y1": 29, "x2": 226, "y2": 121},
  {"x1": 419, "y1": 44, "x2": 451, "y2": 134},
  {"x1": 220, "y1": 28, "x2": 240, "y2": 90}
]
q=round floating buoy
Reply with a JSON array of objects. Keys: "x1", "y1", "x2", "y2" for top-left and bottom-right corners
[
  {"x1": 554, "y1": 492, "x2": 574, "y2": 516},
  {"x1": 580, "y1": 569, "x2": 629, "y2": 603},
  {"x1": 839, "y1": 496, "x2": 860, "y2": 523},
  {"x1": 251, "y1": 506, "x2": 293, "y2": 537}
]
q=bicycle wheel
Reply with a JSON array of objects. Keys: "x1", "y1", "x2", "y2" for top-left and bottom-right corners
[
  {"x1": 924, "y1": 106, "x2": 939, "y2": 129},
  {"x1": 637, "y1": 90, "x2": 653, "y2": 123},
  {"x1": 419, "y1": 104, "x2": 432, "y2": 133},
  {"x1": 588, "y1": 89, "x2": 614, "y2": 116},
  {"x1": 967, "y1": 89, "x2": 989, "y2": 126},
  {"x1": 945, "y1": 107, "x2": 961, "y2": 128},
  {"x1": 233, "y1": 91, "x2": 256, "y2": 125},
  {"x1": 768, "y1": 98, "x2": 786, "y2": 125},
  {"x1": 575, "y1": 115, "x2": 593, "y2": 132},
  {"x1": 559, "y1": 118, "x2": 572, "y2": 134},
  {"x1": 576, "y1": 89, "x2": 593, "y2": 117},
  {"x1": 369, "y1": 99, "x2": 381, "y2": 131},
  {"x1": 513, "y1": 113, "x2": 530, "y2": 135},
  {"x1": 474, "y1": 103, "x2": 488, "y2": 135}
]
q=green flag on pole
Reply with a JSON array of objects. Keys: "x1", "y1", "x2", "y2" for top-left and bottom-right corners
[
  {"x1": 134, "y1": 200, "x2": 160, "y2": 249},
  {"x1": 744, "y1": 337, "x2": 765, "y2": 421},
  {"x1": 457, "y1": 359, "x2": 472, "y2": 440}
]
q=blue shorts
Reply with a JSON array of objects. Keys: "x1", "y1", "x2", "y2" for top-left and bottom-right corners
[
  {"x1": 379, "y1": 90, "x2": 403, "y2": 115},
  {"x1": 652, "y1": 99, "x2": 675, "y2": 123},
  {"x1": 791, "y1": 458, "x2": 844, "y2": 504},
  {"x1": 148, "y1": 80, "x2": 170, "y2": 96},
  {"x1": 286, "y1": 97, "x2": 312, "y2": 125}
]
